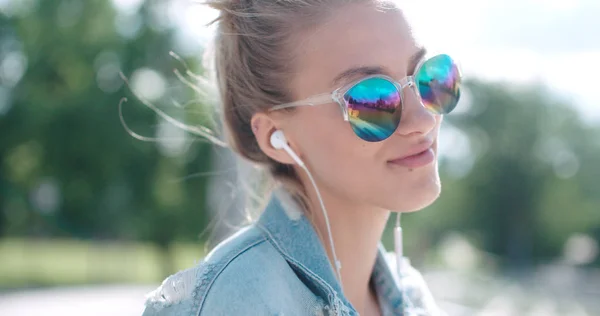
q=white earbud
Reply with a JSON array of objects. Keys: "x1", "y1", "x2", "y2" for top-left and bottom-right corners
[
  {"x1": 270, "y1": 130, "x2": 305, "y2": 168},
  {"x1": 269, "y1": 129, "x2": 287, "y2": 149}
]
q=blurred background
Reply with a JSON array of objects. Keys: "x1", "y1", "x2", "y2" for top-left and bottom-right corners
[{"x1": 0, "y1": 0, "x2": 598, "y2": 315}]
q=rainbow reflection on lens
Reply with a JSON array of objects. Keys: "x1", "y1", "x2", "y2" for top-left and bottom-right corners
[
  {"x1": 343, "y1": 77, "x2": 402, "y2": 142},
  {"x1": 415, "y1": 54, "x2": 461, "y2": 115}
]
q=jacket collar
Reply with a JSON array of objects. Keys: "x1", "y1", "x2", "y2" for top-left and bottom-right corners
[{"x1": 256, "y1": 188, "x2": 406, "y2": 315}]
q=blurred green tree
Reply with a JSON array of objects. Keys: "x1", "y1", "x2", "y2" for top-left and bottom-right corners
[
  {"x1": 0, "y1": 0, "x2": 214, "y2": 276},
  {"x1": 404, "y1": 80, "x2": 600, "y2": 269}
]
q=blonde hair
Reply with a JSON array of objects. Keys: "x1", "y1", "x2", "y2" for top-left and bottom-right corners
[{"x1": 202, "y1": 0, "x2": 397, "y2": 214}]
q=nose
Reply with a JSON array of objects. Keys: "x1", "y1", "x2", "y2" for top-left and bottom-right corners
[{"x1": 394, "y1": 84, "x2": 437, "y2": 137}]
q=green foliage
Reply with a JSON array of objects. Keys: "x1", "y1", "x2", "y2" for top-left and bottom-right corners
[
  {"x1": 403, "y1": 79, "x2": 600, "y2": 268},
  {"x1": 0, "y1": 238, "x2": 207, "y2": 286},
  {"x1": 0, "y1": 0, "x2": 214, "y2": 264}
]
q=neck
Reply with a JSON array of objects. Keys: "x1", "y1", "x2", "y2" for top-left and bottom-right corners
[{"x1": 302, "y1": 181, "x2": 390, "y2": 315}]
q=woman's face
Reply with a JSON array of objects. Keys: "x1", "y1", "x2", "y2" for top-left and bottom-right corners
[{"x1": 280, "y1": 2, "x2": 442, "y2": 212}]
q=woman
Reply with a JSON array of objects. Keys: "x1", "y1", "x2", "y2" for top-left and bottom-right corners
[{"x1": 142, "y1": 0, "x2": 461, "y2": 315}]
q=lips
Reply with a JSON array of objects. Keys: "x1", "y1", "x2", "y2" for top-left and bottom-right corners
[{"x1": 387, "y1": 141, "x2": 435, "y2": 168}]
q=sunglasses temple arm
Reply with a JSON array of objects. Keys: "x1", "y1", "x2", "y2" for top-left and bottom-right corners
[{"x1": 270, "y1": 93, "x2": 334, "y2": 111}]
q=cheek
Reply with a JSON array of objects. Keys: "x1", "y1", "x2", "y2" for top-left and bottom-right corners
[
  {"x1": 296, "y1": 106, "x2": 367, "y2": 162},
  {"x1": 292, "y1": 107, "x2": 383, "y2": 194},
  {"x1": 289, "y1": 109, "x2": 443, "y2": 210}
]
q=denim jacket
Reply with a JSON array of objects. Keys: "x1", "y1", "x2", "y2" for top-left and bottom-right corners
[{"x1": 142, "y1": 188, "x2": 444, "y2": 315}]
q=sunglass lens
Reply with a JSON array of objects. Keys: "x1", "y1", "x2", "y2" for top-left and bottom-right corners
[
  {"x1": 416, "y1": 54, "x2": 461, "y2": 115},
  {"x1": 344, "y1": 77, "x2": 402, "y2": 142}
]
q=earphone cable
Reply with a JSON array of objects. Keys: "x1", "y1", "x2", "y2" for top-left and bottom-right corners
[{"x1": 300, "y1": 163, "x2": 344, "y2": 291}]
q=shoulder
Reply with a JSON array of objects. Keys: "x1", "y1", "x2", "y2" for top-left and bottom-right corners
[{"x1": 141, "y1": 225, "x2": 316, "y2": 316}]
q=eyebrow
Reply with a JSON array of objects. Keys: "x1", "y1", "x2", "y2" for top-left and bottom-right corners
[{"x1": 331, "y1": 47, "x2": 427, "y2": 86}]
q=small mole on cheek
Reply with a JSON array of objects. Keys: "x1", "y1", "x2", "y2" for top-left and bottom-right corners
[{"x1": 408, "y1": 168, "x2": 414, "y2": 172}]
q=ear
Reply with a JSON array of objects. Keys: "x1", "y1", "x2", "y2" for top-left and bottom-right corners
[{"x1": 250, "y1": 112, "x2": 298, "y2": 166}]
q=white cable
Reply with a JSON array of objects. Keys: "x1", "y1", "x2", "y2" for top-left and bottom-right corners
[
  {"x1": 395, "y1": 212, "x2": 409, "y2": 310},
  {"x1": 300, "y1": 162, "x2": 344, "y2": 290},
  {"x1": 395, "y1": 212, "x2": 403, "y2": 276},
  {"x1": 297, "y1": 147, "x2": 413, "y2": 310},
  {"x1": 271, "y1": 130, "x2": 343, "y2": 289},
  {"x1": 395, "y1": 212, "x2": 419, "y2": 312}
]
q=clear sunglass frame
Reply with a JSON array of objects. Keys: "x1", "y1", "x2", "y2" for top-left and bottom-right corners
[
  {"x1": 269, "y1": 53, "x2": 462, "y2": 123},
  {"x1": 267, "y1": 52, "x2": 443, "y2": 119},
  {"x1": 269, "y1": 74, "x2": 418, "y2": 122}
]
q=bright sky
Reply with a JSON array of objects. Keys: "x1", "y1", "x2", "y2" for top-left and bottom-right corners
[
  {"x1": 400, "y1": 0, "x2": 600, "y2": 124},
  {"x1": 111, "y1": 0, "x2": 600, "y2": 123}
]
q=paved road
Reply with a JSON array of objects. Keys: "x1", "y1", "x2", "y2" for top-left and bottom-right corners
[
  {"x1": 0, "y1": 277, "x2": 596, "y2": 316},
  {"x1": 0, "y1": 285, "x2": 155, "y2": 316}
]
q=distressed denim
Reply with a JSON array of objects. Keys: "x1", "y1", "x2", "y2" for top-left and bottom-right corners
[{"x1": 142, "y1": 188, "x2": 444, "y2": 315}]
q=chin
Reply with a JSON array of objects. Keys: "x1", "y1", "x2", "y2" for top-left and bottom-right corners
[
  {"x1": 404, "y1": 185, "x2": 441, "y2": 212},
  {"x1": 385, "y1": 166, "x2": 441, "y2": 212}
]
